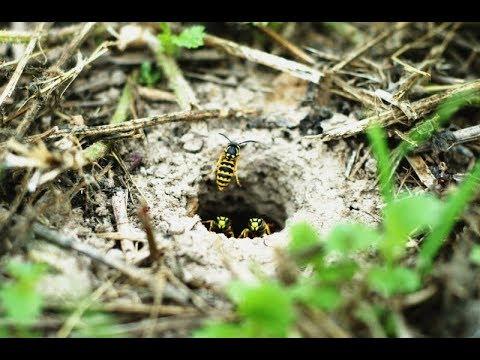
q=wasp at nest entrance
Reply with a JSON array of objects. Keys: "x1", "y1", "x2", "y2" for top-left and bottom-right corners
[{"x1": 197, "y1": 180, "x2": 287, "y2": 239}]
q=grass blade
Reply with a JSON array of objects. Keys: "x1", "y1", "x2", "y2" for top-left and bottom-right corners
[
  {"x1": 367, "y1": 124, "x2": 393, "y2": 203},
  {"x1": 418, "y1": 160, "x2": 480, "y2": 273}
]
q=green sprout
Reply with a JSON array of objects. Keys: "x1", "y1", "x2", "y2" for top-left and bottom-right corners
[
  {"x1": 157, "y1": 22, "x2": 205, "y2": 57},
  {"x1": 139, "y1": 61, "x2": 161, "y2": 87}
]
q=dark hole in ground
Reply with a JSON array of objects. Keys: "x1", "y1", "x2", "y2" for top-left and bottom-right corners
[{"x1": 197, "y1": 180, "x2": 287, "y2": 238}]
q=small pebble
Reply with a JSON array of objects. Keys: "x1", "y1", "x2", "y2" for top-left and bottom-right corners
[
  {"x1": 181, "y1": 134, "x2": 204, "y2": 153},
  {"x1": 111, "y1": 70, "x2": 126, "y2": 86},
  {"x1": 105, "y1": 249, "x2": 124, "y2": 262},
  {"x1": 168, "y1": 222, "x2": 185, "y2": 235}
]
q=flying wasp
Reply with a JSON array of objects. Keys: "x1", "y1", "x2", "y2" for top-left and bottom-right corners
[
  {"x1": 215, "y1": 133, "x2": 257, "y2": 192},
  {"x1": 202, "y1": 216, "x2": 234, "y2": 238},
  {"x1": 239, "y1": 217, "x2": 272, "y2": 238}
]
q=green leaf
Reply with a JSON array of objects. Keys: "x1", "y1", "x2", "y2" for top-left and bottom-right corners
[
  {"x1": 0, "y1": 282, "x2": 43, "y2": 325},
  {"x1": 326, "y1": 223, "x2": 381, "y2": 255},
  {"x1": 226, "y1": 281, "x2": 252, "y2": 304},
  {"x1": 291, "y1": 281, "x2": 342, "y2": 311},
  {"x1": 6, "y1": 261, "x2": 47, "y2": 283},
  {"x1": 172, "y1": 25, "x2": 205, "y2": 49},
  {"x1": 0, "y1": 261, "x2": 47, "y2": 326},
  {"x1": 382, "y1": 193, "x2": 443, "y2": 262},
  {"x1": 470, "y1": 245, "x2": 480, "y2": 265},
  {"x1": 0, "y1": 326, "x2": 8, "y2": 337},
  {"x1": 227, "y1": 281, "x2": 295, "y2": 337},
  {"x1": 367, "y1": 266, "x2": 420, "y2": 297},
  {"x1": 436, "y1": 89, "x2": 480, "y2": 122},
  {"x1": 316, "y1": 261, "x2": 359, "y2": 283},
  {"x1": 157, "y1": 22, "x2": 176, "y2": 56},
  {"x1": 384, "y1": 193, "x2": 443, "y2": 236},
  {"x1": 288, "y1": 222, "x2": 320, "y2": 254}
]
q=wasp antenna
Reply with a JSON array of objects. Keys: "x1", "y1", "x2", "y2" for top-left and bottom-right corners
[
  {"x1": 219, "y1": 133, "x2": 233, "y2": 143},
  {"x1": 238, "y1": 140, "x2": 258, "y2": 146}
]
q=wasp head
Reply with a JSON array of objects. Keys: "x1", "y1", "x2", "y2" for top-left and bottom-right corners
[
  {"x1": 219, "y1": 133, "x2": 257, "y2": 159},
  {"x1": 216, "y1": 216, "x2": 231, "y2": 230},
  {"x1": 249, "y1": 218, "x2": 264, "y2": 232},
  {"x1": 224, "y1": 144, "x2": 240, "y2": 158}
]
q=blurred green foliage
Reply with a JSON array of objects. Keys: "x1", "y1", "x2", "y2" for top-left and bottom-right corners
[{"x1": 0, "y1": 260, "x2": 47, "y2": 337}]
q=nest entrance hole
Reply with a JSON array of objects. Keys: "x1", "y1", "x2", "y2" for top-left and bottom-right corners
[{"x1": 197, "y1": 180, "x2": 288, "y2": 238}]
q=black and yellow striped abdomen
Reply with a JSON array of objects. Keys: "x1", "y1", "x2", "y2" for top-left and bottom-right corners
[{"x1": 216, "y1": 155, "x2": 237, "y2": 191}]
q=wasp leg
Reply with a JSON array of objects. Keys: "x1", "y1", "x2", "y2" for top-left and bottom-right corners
[
  {"x1": 239, "y1": 228, "x2": 249, "y2": 238},
  {"x1": 202, "y1": 220, "x2": 215, "y2": 231},
  {"x1": 226, "y1": 227, "x2": 234, "y2": 238},
  {"x1": 234, "y1": 157, "x2": 241, "y2": 187},
  {"x1": 264, "y1": 223, "x2": 272, "y2": 236}
]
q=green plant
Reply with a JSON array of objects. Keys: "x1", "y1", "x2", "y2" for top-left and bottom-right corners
[
  {"x1": 139, "y1": 61, "x2": 161, "y2": 88},
  {"x1": 0, "y1": 260, "x2": 47, "y2": 337},
  {"x1": 157, "y1": 22, "x2": 205, "y2": 57}
]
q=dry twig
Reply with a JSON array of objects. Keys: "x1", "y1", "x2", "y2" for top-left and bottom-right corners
[
  {"x1": 0, "y1": 23, "x2": 49, "y2": 109},
  {"x1": 306, "y1": 79, "x2": 480, "y2": 141},
  {"x1": 204, "y1": 33, "x2": 322, "y2": 83}
]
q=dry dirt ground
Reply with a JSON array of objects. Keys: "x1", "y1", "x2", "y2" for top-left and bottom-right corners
[{"x1": 32, "y1": 69, "x2": 382, "y2": 303}]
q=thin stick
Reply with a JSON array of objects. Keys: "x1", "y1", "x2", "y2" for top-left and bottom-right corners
[
  {"x1": 53, "y1": 22, "x2": 96, "y2": 70},
  {"x1": 452, "y1": 124, "x2": 480, "y2": 144},
  {"x1": 83, "y1": 302, "x2": 197, "y2": 315},
  {"x1": 0, "y1": 23, "x2": 48, "y2": 109},
  {"x1": 256, "y1": 25, "x2": 315, "y2": 64},
  {"x1": 306, "y1": 79, "x2": 480, "y2": 142},
  {"x1": 15, "y1": 22, "x2": 98, "y2": 138},
  {"x1": 157, "y1": 53, "x2": 199, "y2": 110},
  {"x1": 32, "y1": 222, "x2": 153, "y2": 286},
  {"x1": 137, "y1": 86, "x2": 176, "y2": 102},
  {"x1": 137, "y1": 201, "x2": 162, "y2": 263},
  {"x1": 348, "y1": 147, "x2": 372, "y2": 179},
  {"x1": 406, "y1": 155, "x2": 436, "y2": 189},
  {"x1": 112, "y1": 189, "x2": 136, "y2": 262},
  {"x1": 391, "y1": 23, "x2": 451, "y2": 79},
  {"x1": 204, "y1": 33, "x2": 322, "y2": 83},
  {"x1": 56, "y1": 278, "x2": 114, "y2": 338},
  {"x1": 81, "y1": 75, "x2": 135, "y2": 164},
  {"x1": 22, "y1": 107, "x2": 259, "y2": 142},
  {"x1": 0, "y1": 23, "x2": 103, "y2": 46},
  {"x1": 394, "y1": 22, "x2": 462, "y2": 101},
  {"x1": 330, "y1": 22, "x2": 410, "y2": 73}
]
